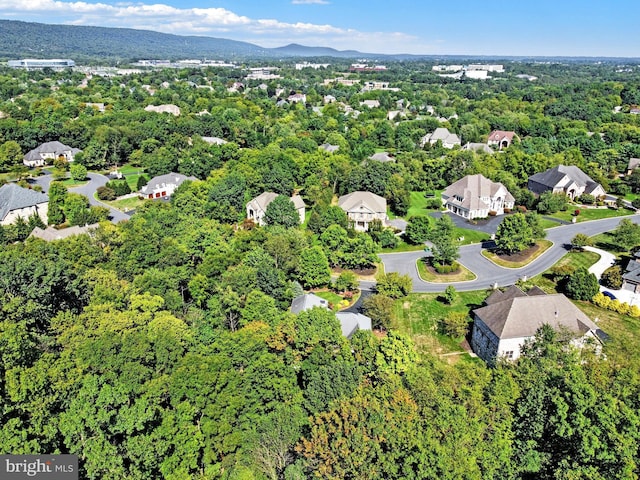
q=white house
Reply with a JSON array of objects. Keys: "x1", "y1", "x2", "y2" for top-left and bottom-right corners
[
  {"x1": 338, "y1": 191, "x2": 387, "y2": 232},
  {"x1": 0, "y1": 183, "x2": 49, "y2": 225},
  {"x1": 139, "y1": 172, "x2": 196, "y2": 200},
  {"x1": 23, "y1": 141, "x2": 81, "y2": 167},
  {"x1": 246, "y1": 192, "x2": 306, "y2": 226},
  {"x1": 420, "y1": 127, "x2": 461, "y2": 149},
  {"x1": 144, "y1": 104, "x2": 181, "y2": 116},
  {"x1": 441, "y1": 174, "x2": 514, "y2": 219},
  {"x1": 471, "y1": 286, "x2": 605, "y2": 363}
]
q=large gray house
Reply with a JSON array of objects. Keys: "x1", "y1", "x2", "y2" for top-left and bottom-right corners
[
  {"x1": 441, "y1": 174, "x2": 514, "y2": 219},
  {"x1": 528, "y1": 165, "x2": 605, "y2": 200}
]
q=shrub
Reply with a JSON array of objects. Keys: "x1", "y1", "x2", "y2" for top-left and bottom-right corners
[
  {"x1": 574, "y1": 209, "x2": 580, "y2": 216},
  {"x1": 96, "y1": 186, "x2": 116, "y2": 201},
  {"x1": 433, "y1": 261, "x2": 459, "y2": 274},
  {"x1": 577, "y1": 194, "x2": 595, "y2": 205},
  {"x1": 601, "y1": 265, "x2": 622, "y2": 290},
  {"x1": 106, "y1": 180, "x2": 131, "y2": 197},
  {"x1": 439, "y1": 311, "x2": 469, "y2": 337}
]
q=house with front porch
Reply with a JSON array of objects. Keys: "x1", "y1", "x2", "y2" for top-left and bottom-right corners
[
  {"x1": 338, "y1": 191, "x2": 387, "y2": 231},
  {"x1": 527, "y1": 165, "x2": 605, "y2": 200},
  {"x1": 441, "y1": 174, "x2": 514, "y2": 219}
]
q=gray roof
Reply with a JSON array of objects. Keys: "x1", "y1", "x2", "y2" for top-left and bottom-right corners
[
  {"x1": 0, "y1": 183, "x2": 48, "y2": 221},
  {"x1": 368, "y1": 152, "x2": 395, "y2": 162},
  {"x1": 485, "y1": 285, "x2": 528, "y2": 305},
  {"x1": 290, "y1": 293, "x2": 329, "y2": 314},
  {"x1": 442, "y1": 174, "x2": 514, "y2": 211},
  {"x1": 623, "y1": 258, "x2": 640, "y2": 284},
  {"x1": 335, "y1": 312, "x2": 372, "y2": 339},
  {"x1": 140, "y1": 172, "x2": 196, "y2": 195},
  {"x1": 338, "y1": 191, "x2": 387, "y2": 214},
  {"x1": 248, "y1": 192, "x2": 304, "y2": 212},
  {"x1": 29, "y1": 223, "x2": 99, "y2": 241},
  {"x1": 320, "y1": 143, "x2": 340, "y2": 153},
  {"x1": 474, "y1": 292, "x2": 598, "y2": 340},
  {"x1": 24, "y1": 141, "x2": 80, "y2": 162},
  {"x1": 528, "y1": 165, "x2": 601, "y2": 192},
  {"x1": 424, "y1": 127, "x2": 461, "y2": 145},
  {"x1": 462, "y1": 142, "x2": 495, "y2": 154},
  {"x1": 628, "y1": 158, "x2": 640, "y2": 172}
]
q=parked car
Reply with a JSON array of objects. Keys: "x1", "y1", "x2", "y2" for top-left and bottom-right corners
[{"x1": 602, "y1": 291, "x2": 617, "y2": 300}]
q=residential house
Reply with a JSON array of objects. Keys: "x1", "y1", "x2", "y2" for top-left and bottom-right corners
[
  {"x1": 201, "y1": 136, "x2": 228, "y2": 145},
  {"x1": 368, "y1": 152, "x2": 395, "y2": 163},
  {"x1": 338, "y1": 191, "x2": 387, "y2": 231},
  {"x1": 462, "y1": 142, "x2": 495, "y2": 154},
  {"x1": 622, "y1": 251, "x2": 640, "y2": 293},
  {"x1": 471, "y1": 286, "x2": 605, "y2": 363},
  {"x1": 139, "y1": 172, "x2": 196, "y2": 200},
  {"x1": 287, "y1": 93, "x2": 307, "y2": 104},
  {"x1": 319, "y1": 143, "x2": 340, "y2": 153},
  {"x1": 528, "y1": 165, "x2": 606, "y2": 200},
  {"x1": 360, "y1": 99, "x2": 380, "y2": 109},
  {"x1": 323, "y1": 95, "x2": 336, "y2": 104},
  {"x1": 487, "y1": 130, "x2": 518, "y2": 150},
  {"x1": 246, "y1": 192, "x2": 306, "y2": 226},
  {"x1": 0, "y1": 183, "x2": 48, "y2": 225},
  {"x1": 627, "y1": 158, "x2": 640, "y2": 175},
  {"x1": 420, "y1": 127, "x2": 461, "y2": 149},
  {"x1": 631, "y1": 107, "x2": 640, "y2": 115},
  {"x1": 29, "y1": 223, "x2": 99, "y2": 241},
  {"x1": 23, "y1": 141, "x2": 81, "y2": 167},
  {"x1": 144, "y1": 104, "x2": 181, "y2": 116},
  {"x1": 289, "y1": 293, "x2": 372, "y2": 339},
  {"x1": 441, "y1": 174, "x2": 514, "y2": 219}
]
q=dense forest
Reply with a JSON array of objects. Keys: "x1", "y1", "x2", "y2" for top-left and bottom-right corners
[{"x1": 2, "y1": 59, "x2": 640, "y2": 479}]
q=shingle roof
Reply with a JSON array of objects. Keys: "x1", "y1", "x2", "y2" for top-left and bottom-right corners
[
  {"x1": 442, "y1": 174, "x2": 515, "y2": 210},
  {"x1": 338, "y1": 191, "x2": 387, "y2": 214},
  {"x1": 0, "y1": 183, "x2": 48, "y2": 221},
  {"x1": 335, "y1": 312, "x2": 372, "y2": 338},
  {"x1": 23, "y1": 141, "x2": 80, "y2": 162},
  {"x1": 29, "y1": 223, "x2": 99, "y2": 241},
  {"x1": 627, "y1": 158, "x2": 640, "y2": 171},
  {"x1": 485, "y1": 285, "x2": 528, "y2": 305},
  {"x1": 368, "y1": 152, "x2": 394, "y2": 162},
  {"x1": 474, "y1": 293, "x2": 598, "y2": 340},
  {"x1": 248, "y1": 192, "x2": 304, "y2": 212},
  {"x1": 140, "y1": 172, "x2": 196, "y2": 195},
  {"x1": 290, "y1": 293, "x2": 329, "y2": 314},
  {"x1": 487, "y1": 130, "x2": 517, "y2": 143},
  {"x1": 528, "y1": 165, "x2": 600, "y2": 191}
]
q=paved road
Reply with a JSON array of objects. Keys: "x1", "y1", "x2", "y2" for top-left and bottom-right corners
[
  {"x1": 380, "y1": 215, "x2": 640, "y2": 293},
  {"x1": 31, "y1": 172, "x2": 130, "y2": 223}
]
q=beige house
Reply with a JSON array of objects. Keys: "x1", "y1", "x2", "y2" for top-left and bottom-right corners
[
  {"x1": 471, "y1": 286, "x2": 605, "y2": 363},
  {"x1": 144, "y1": 104, "x2": 181, "y2": 116},
  {"x1": 528, "y1": 165, "x2": 606, "y2": 200},
  {"x1": 487, "y1": 130, "x2": 518, "y2": 150},
  {"x1": 246, "y1": 192, "x2": 305, "y2": 226},
  {"x1": 23, "y1": 141, "x2": 81, "y2": 167},
  {"x1": 338, "y1": 191, "x2": 387, "y2": 231},
  {"x1": 0, "y1": 183, "x2": 48, "y2": 225},
  {"x1": 441, "y1": 174, "x2": 514, "y2": 219}
]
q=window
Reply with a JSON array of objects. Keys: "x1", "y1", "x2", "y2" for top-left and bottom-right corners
[{"x1": 503, "y1": 351, "x2": 514, "y2": 359}]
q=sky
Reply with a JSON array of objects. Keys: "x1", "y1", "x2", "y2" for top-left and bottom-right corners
[{"x1": 0, "y1": 0, "x2": 639, "y2": 57}]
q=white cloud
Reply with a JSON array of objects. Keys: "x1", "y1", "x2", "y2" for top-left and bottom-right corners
[{"x1": 0, "y1": 0, "x2": 434, "y2": 54}]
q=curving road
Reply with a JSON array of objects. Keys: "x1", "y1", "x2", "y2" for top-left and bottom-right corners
[
  {"x1": 380, "y1": 215, "x2": 640, "y2": 293},
  {"x1": 31, "y1": 172, "x2": 130, "y2": 223}
]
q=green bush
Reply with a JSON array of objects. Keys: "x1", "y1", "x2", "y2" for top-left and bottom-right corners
[
  {"x1": 106, "y1": 180, "x2": 131, "y2": 197},
  {"x1": 97, "y1": 186, "x2": 116, "y2": 201},
  {"x1": 433, "y1": 261, "x2": 460, "y2": 274}
]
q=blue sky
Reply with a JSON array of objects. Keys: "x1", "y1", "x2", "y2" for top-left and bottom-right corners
[{"x1": 0, "y1": 0, "x2": 638, "y2": 57}]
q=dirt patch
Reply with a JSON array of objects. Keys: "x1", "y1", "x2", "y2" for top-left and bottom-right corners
[{"x1": 492, "y1": 243, "x2": 540, "y2": 263}]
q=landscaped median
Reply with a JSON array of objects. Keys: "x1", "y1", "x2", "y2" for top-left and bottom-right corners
[
  {"x1": 481, "y1": 239, "x2": 553, "y2": 268},
  {"x1": 416, "y1": 258, "x2": 476, "y2": 283}
]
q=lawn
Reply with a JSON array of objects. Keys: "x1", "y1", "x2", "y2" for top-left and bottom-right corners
[
  {"x1": 314, "y1": 290, "x2": 344, "y2": 310},
  {"x1": 381, "y1": 239, "x2": 425, "y2": 253},
  {"x1": 416, "y1": 258, "x2": 476, "y2": 283},
  {"x1": 590, "y1": 232, "x2": 629, "y2": 258},
  {"x1": 406, "y1": 190, "x2": 442, "y2": 218},
  {"x1": 549, "y1": 207, "x2": 633, "y2": 223},
  {"x1": 481, "y1": 239, "x2": 553, "y2": 268},
  {"x1": 394, "y1": 291, "x2": 488, "y2": 356},
  {"x1": 454, "y1": 227, "x2": 490, "y2": 246},
  {"x1": 62, "y1": 178, "x2": 89, "y2": 187},
  {"x1": 95, "y1": 193, "x2": 146, "y2": 211},
  {"x1": 518, "y1": 250, "x2": 601, "y2": 292}
]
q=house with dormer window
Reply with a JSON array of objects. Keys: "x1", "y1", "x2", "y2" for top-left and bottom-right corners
[{"x1": 441, "y1": 174, "x2": 514, "y2": 219}]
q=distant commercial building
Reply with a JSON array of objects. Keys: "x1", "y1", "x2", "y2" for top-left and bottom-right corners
[{"x1": 8, "y1": 59, "x2": 75, "y2": 70}]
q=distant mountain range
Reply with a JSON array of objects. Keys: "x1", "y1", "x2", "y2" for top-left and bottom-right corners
[
  {"x1": 0, "y1": 20, "x2": 382, "y2": 63},
  {"x1": 0, "y1": 20, "x2": 637, "y2": 64}
]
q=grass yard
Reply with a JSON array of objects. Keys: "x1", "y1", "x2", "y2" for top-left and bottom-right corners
[
  {"x1": 95, "y1": 193, "x2": 146, "y2": 211},
  {"x1": 453, "y1": 227, "x2": 490, "y2": 245},
  {"x1": 517, "y1": 250, "x2": 601, "y2": 292},
  {"x1": 416, "y1": 258, "x2": 476, "y2": 283},
  {"x1": 394, "y1": 291, "x2": 488, "y2": 356},
  {"x1": 549, "y1": 207, "x2": 633, "y2": 223},
  {"x1": 482, "y1": 239, "x2": 553, "y2": 268},
  {"x1": 314, "y1": 290, "x2": 343, "y2": 310},
  {"x1": 381, "y1": 239, "x2": 425, "y2": 253},
  {"x1": 62, "y1": 178, "x2": 89, "y2": 187},
  {"x1": 406, "y1": 190, "x2": 442, "y2": 218}
]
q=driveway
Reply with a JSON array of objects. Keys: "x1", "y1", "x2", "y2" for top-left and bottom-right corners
[
  {"x1": 585, "y1": 245, "x2": 640, "y2": 305},
  {"x1": 430, "y1": 211, "x2": 504, "y2": 234},
  {"x1": 380, "y1": 215, "x2": 640, "y2": 293},
  {"x1": 29, "y1": 172, "x2": 130, "y2": 224}
]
